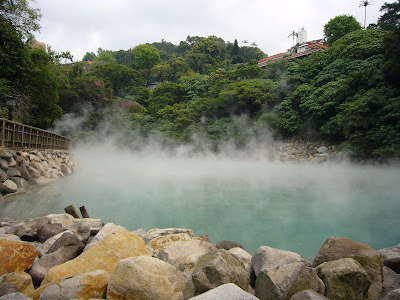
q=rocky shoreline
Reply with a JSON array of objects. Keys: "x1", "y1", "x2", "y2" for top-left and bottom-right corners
[
  {"x1": 0, "y1": 214, "x2": 399, "y2": 300},
  {"x1": 0, "y1": 149, "x2": 75, "y2": 198}
]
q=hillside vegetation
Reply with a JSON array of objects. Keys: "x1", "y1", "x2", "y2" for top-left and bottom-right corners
[{"x1": 1, "y1": 0, "x2": 400, "y2": 158}]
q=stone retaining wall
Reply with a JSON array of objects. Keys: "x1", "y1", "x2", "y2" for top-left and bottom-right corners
[{"x1": 0, "y1": 149, "x2": 74, "y2": 198}]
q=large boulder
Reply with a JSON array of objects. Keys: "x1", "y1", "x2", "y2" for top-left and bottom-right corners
[
  {"x1": 31, "y1": 270, "x2": 109, "y2": 300},
  {"x1": 0, "y1": 272, "x2": 34, "y2": 296},
  {"x1": 36, "y1": 223, "x2": 65, "y2": 243},
  {"x1": 316, "y1": 258, "x2": 371, "y2": 300},
  {"x1": 313, "y1": 237, "x2": 383, "y2": 299},
  {"x1": 29, "y1": 232, "x2": 84, "y2": 286},
  {"x1": 251, "y1": 246, "x2": 310, "y2": 278},
  {"x1": 189, "y1": 283, "x2": 258, "y2": 300},
  {"x1": 191, "y1": 249, "x2": 250, "y2": 295},
  {"x1": 149, "y1": 233, "x2": 192, "y2": 252},
  {"x1": 9, "y1": 178, "x2": 28, "y2": 191},
  {"x1": 291, "y1": 289, "x2": 330, "y2": 300},
  {"x1": 107, "y1": 256, "x2": 194, "y2": 300},
  {"x1": 380, "y1": 244, "x2": 400, "y2": 274},
  {"x1": 41, "y1": 230, "x2": 148, "y2": 285},
  {"x1": 83, "y1": 223, "x2": 126, "y2": 251},
  {"x1": 255, "y1": 262, "x2": 325, "y2": 300},
  {"x1": 6, "y1": 168, "x2": 20, "y2": 178},
  {"x1": 16, "y1": 166, "x2": 30, "y2": 181},
  {"x1": 229, "y1": 247, "x2": 252, "y2": 273},
  {"x1": 36, "y1": 230, "x2": 73, "y2": 257},
  {"x1": 383, "y1": 266, "x2": 400, "y2": 297},
  {"x1": 0, "y1": 217, "x2": 49, "y2": 241},
  {"x1": 61, "y1": 218, "x2": 104, "y2": 242},
  {"x1": 0, "y1": 240, "x2": 39, "y2": 276},
  {"x1": 157, "y1": 240, "x2": 217, "y2": 272}
]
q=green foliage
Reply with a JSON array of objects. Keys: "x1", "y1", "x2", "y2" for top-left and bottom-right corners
[
  {"x1": 94, "y1": 50, "x2": 117, "y2": 63},
  {"x1": 324, "y1": 15, "x2": 362, "y2": 46},
  {"x1": 377, "y1": 0, "x2": 400, "y2": 30},
  {"x1": 0, "y1": 0, "x2": 41, "y2": 39},
  {"x1": 133, "y1": 44, "x2": 161, "y2": 70},
  {"x1": 82, "y1": 52, "x2": 96, "y2": 61}
]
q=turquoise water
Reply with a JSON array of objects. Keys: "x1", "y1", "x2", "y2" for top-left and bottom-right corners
[{"x1": 1, "y1": 145, "x2": 399, "y2": 261}]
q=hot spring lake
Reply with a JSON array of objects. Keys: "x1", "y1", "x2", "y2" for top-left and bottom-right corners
[{"x1": 1, "y1": 145, "x2": 399, "y2": 261}]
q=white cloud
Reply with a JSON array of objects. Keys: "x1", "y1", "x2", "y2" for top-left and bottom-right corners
[{"x1": 33, "y1": 0, "x2": 389, "y2": 60}]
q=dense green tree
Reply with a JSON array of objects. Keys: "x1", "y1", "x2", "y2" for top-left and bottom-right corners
[
  {"x1": 133, "y1": 44, "x2": 161, "y2": 70},
  {"x1": 0, "y1": 0, "x2": 41, "y2": 39},
  {"x1": 324, "y1": 15, "x2": 362, "y2": 46},
  {"x1": 232, "y1": 39, "x2": 240, "y2": 56},
  {"x1": 377, "y1": 0, "x2": 400, "y2": 30},
  {"x1": 94, "y1": 50, "x2": 117, "y2": 63},
  {"x1": 82, "y1": 52, "x2": 96, "y2": 61}
]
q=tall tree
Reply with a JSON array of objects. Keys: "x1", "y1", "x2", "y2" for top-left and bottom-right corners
[
  {"x1": 288, "y1": 30, "x2": 298, "y2": 46},
  {"x1": 377, "y1": 0, "x2": 400, "y2": 30},
  {"x1": 0, "y1": 0, "x2": 41, "y2": 39},
  {"x1": 360, "y1": 0, "x2": 373, "y2": 28},
  {"x1": 324, "y1": 15, "x2": 362, "y2": 46},
  {"x1": 232, "y1": 39, "x2": 240, "y2": 56}
]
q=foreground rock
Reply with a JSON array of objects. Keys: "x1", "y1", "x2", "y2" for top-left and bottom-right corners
[
  {"x1": 0, "y1": 271, "x2": 35, "y2": 296},
  {"x1": 191, "y1": 249, "x2": 250, "y2": 295},
  {"x1": 0, "y1": 240, "x2": 39, "y2": 276},
  {"x1": 255, "y1": 262, "x2": 325, "y2": 300},
  {"x1": 31, "y1": 270, "x2": 109, "y2": 300},
  {"x1": 380, "y1": 244, "x2": 400, "y2": 274},
  {"x1": 189, "y1": 283, "x2": 258, "y2": 300},
  {"x1": 83, "y1": 222, "x2": 126, "y2": 251},
  {"x1": 383, "y1": 266, "x2": 400, "y2": 297},
  {"x1": 157, "y1": 240, "x2": 217, "y2": 272},
  {"x1": 291, "y1": 289, "x2": 330, "y2": 300},
  {"x1": 42, "y1": 230, "x2": 148, "y2": 285},
  {"x1": 0, "y1": 292, "x2": 31, "y2": 300},
  {"x1": 107, "y1": 256, "x2": 194, "y2": 300},
  {"x1": 385, "y1": 288, "x2": 400, "y2": 300},
  {"x1": 313, "y1": 237, "x2": 383, "y2": 299},
  {"x1": 29, "y1": 232, "x2": 84, "y2": 285},
  {"x1": 316, "y1": 258, "x2": 371, "y2": 300}
]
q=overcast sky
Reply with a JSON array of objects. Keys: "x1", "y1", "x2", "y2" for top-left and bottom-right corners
[{"x1": 32, "y1": 0, "x2": 389, "y2": 61}]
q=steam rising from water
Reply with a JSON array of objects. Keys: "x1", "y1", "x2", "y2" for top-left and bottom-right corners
[{"x1": 1, "y1": 138, "x2": 399, "y2": 260}]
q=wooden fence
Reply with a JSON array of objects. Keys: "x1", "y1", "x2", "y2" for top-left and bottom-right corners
[{"x1": 0, "y1": 118, "x2": 72, "y2": 150}]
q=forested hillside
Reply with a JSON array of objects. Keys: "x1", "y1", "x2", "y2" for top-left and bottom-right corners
[{"x1": 1, "y1": 0, "x2": 400, "y2": 157}]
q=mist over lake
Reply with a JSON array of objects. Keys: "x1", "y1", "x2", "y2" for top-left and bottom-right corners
[{"x1": 1, "y1": 141, "x2": 399, "y2": 261}]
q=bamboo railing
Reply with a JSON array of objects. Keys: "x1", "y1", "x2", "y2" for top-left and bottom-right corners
[{"x1": 0, "y1": 118, "x2": 72, "y2": 150}]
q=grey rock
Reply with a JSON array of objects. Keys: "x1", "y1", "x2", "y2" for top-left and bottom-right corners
[
  {"x1": 216, "y1": 240, "x2": 244, "y2": 250},
  {"x1": 189, "y1": 283, "x2": 258, "y2": 300},
  {"x1": 37, "y1": 223, "x2": 65, "y2": 243},
  {"x1": 29, "y1": 232, "x2": 84, "y2": 285},
  {"x1": 380, "y1": 244, "x2": 400, "y2": 274},
  {"x1": 291, "y1": 290, "x2": 330, "y2": 300},
  {"x1": 29, "y1": 176, "x2": 52, "y2": 186},
  {"x1": 198, "y1": 234, "x2": 211, "y2": 243},
  {"x1": 9, "y1": 178, "x2": 28, "y2": 191},
  {"x1": 0, "y1": 159, "x2": 8, "y2": 171},
  {"x1": 63, "y1": 218, "x2": 104, "y2": 242},
  {"x1": 146, "y1": 227, "x2": 195, "y2": 242},
  {"x1": 0, "y1": 180, "x2": 18, "y2": 194},
  {"x1": 383, "y1": 266, "x2": 400, "y2": 296},
  {"x1": 316, "y1": 257, "x2": 371, "y2": 300},
  {"x1": 255, "y1": 262, "x2": 325, "y2": 300},
  {"x1": 0, "y1": 169, "x2": 7, "y2": 182},
  {"x1": 16, "y1": 165, "x2": 30, "y2": 181},
  {"x1": 0, "y1": 151, "x2": 13, "y2": 159},
  {"x1": 228, "y1": 247, "x2": 252, "y2": 273},
  {"x1": 0, "y1": 234, "x2": 21, "y2": 242},
  {"x1": 27, "y1": 166, "x2": 40, "y2": 178},
  {"x1": 0, "y1": 283, "x2": 19, "y2": 297},
  {"x1": 317, "y1": 146, "x2": 328, "y2": 153},
  {"x1": 7, "y1": 158, "x2": 16, "y2": 168},
  {"x1": 192, "y1": 249, "x2": 250, "y2": 295},
  {"x1": 6, "y1": 168, "x2": 20, "y2": 178},
  {"x1": 251, "y1": 245, "x2": 310, "y2": 278},
  {"x1": 0, "y1": 293, "x2": 31, "y2": 300},
  {"x1": 157, "y1": 239, "x2": 217, "y2": 271},
  {"x1": 386, "y1": 289, "x2": 400, "y2": 300}
]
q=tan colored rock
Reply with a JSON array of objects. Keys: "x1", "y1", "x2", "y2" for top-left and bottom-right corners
[
  {"x1": 84, "y1": 223, "x2": 126, "y2": 251},
  {"x1": 146, "y1": 228, "x2": 194, "y2": 242},
  {"x1": 149, "y1": 233, "x2": 192, "y2": 251},
  {"x1": 41, "y1": 230, "x2": 148, "y2": 285},
  {"x1": 107, "y1": 256, "x2": 194, "y2": 300},
  {"x1": 0, "y1": 240, "x2": 39, "y2": 276},
  {"x1": 31, "y1": 270, "x2": 109, "y2": 300},
  {"x1": 0, "y1": 271, "x2": 35, "y2": 296},
  {"x1": 313, "y1": 237, "x2": 382, "y2": 299}
]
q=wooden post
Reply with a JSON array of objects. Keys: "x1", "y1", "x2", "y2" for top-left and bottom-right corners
[
  {"x1": 64, "y1": 205, "x2": 80, "y2": 218},
  {"x1": 79, "y1": 206, "x2": 90, "y2": 218},
  {"x1": 1, "y1": 119, "x2": 5, "y2": 149}
]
